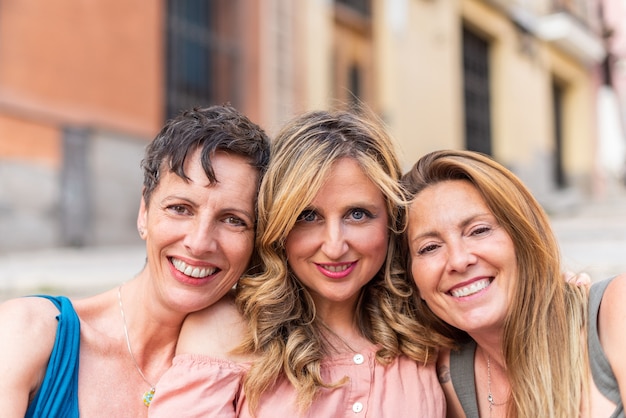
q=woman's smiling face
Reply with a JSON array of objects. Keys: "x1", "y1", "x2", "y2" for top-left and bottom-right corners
[
  {"x1": 138, "y1": 149, "x2": 258, "y2": 313},
  {"x1": 407, "y1": 179, "x2": 517, "y2": 336},
  {"x1": 284, "y1": 157, "x2": 389, "y2": 316}
]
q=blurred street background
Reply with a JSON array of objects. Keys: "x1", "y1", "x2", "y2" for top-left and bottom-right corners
[{"x1": 1, "y1": 1, "x2": 625, "y2": 300}]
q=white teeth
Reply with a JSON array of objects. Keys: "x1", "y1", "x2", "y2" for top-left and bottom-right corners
[
  {"x1": 172, "y1": 258, "x2": 216, "y2": 278},
  {"x1": 450, "y1": 278, "x2": 491, "y2": 297},
  {"x1": 322, "y1": 264, "x2": 350, "y2": 273}
]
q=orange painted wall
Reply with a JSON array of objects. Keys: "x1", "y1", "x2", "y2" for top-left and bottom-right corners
[
  {"x1": 0, "y1": 114, "x2": 60, "y2": 168},
  {"x1": 0, "y1": 0, "x2": 164, "y2": 139}
]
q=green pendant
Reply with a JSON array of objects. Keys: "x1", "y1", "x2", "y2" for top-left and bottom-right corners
[{"x1": 143, "y1": 387, "x2": 155, "y2": 407}]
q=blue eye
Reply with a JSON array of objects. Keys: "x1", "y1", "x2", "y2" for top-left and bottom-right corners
[
  {"x1": 349, "y1": 208, "x2": 373, "y2": 221},
  {"x1": 297, "y1": 210, "x2": 317, "y2": 222},
  {"x1": 352, "y1": 210, "x2": 365, "y2": 220}
]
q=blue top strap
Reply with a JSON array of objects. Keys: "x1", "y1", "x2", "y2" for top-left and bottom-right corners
[{"x1": 25, "y1": 295, "x2": 81, "y2": 418}]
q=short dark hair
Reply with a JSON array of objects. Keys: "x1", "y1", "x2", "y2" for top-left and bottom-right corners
[{"x1": 141, "y1": 105, "x2": 270, "y2": 205}]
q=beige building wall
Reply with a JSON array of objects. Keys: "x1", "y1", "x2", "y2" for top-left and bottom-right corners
[
  {"x1": 255, "y1": 0, "x2": 335, "y2": 135},
  {"x1": 549, "y1": 49, "x2": 597, "y2": 182},
  {"x1": 370, "y1": 0, "x2": 600, "y2": 197},
  {"x1": 375, "y1": 0, "x2": 464, "y2": 170}
]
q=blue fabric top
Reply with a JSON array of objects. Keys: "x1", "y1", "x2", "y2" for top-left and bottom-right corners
[{"x1": 25, "y1": 295, "x2": 81, "y2": 418}]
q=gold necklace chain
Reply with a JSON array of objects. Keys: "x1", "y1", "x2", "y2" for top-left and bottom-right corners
[
  {"x1": 118, "y1": 285, "x2": 156, "y2": 407},
  {"x1": 487, "y1": 354, "x2": 495, "y2": 417},
  {"x1": 486, "y1": 354, "x2": 508, "y2": 417}
]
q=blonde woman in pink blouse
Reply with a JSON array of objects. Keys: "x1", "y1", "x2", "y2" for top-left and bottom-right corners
[{"x1": 149, "y1": 110, "x2": 449, "y2": 417}]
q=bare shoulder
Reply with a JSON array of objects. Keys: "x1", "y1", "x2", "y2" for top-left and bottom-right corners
[
  {"x1": 176, "y1": 291, "x2": 251, "y2": 361},
  {"x1": 0, "y1": 297, "x2": 63, "y2": 415},
  {"x1": 436, "y1": 348, "x2": 467, "y2": 418},
  {"x1": 598, "y1": 274, "x2": 626, "y2": 322},
  {"x1": 597, "y1": 272, "x2": 626, "y2": 334},
  {"x1": 597, "y1": 273, "x2": 626, "y2": 404},
  {"x1": 0, "y1": 296, "x2": 61, "y2": 344},
  {"x1": 603, "y1": 273, "x2": 626, "y2": 297}
]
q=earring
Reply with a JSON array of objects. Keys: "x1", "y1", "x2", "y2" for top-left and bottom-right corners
[{"x1": 138, "y1": 227, "x2": 145, "y2": 238}]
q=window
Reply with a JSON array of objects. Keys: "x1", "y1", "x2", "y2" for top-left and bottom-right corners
[
  {"x1": 462, "y1": 27, "x2": 492, "y2": 156},
  {"x1": 552, "y1": 82, "x2": 566, "y2": 188},
  {"x1": 166, "y1": 0, "x2": 240, "y2": 118},
  {"x1": 333, "y1": 0, "x2": 372, "y2": 109},
  {"x1": 335, "y1": 0, "x2": 371, "y2": 17}
]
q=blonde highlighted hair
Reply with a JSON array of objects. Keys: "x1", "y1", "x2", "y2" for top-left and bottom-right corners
[
  {"x1": 402, "y1": 150, "x2": 588, "y2": 418},
  {"x1": 236, "y1": 110, "x2": 445, "y2": 413}
]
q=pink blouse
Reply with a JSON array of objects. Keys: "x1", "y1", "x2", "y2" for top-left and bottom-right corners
[{"x1": 149, "y1": 344, "x2": 445, "y2": 417}]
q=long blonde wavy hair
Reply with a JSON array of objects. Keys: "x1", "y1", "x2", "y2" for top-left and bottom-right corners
[
  {"x1": 401, "y1": 150, "x2": 588, "y2": 418},
  {"x1": 235, "y1": 110, "x2": 447, "y2": 413}
]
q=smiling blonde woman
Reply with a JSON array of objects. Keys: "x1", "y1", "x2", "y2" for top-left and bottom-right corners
[{"x1": 150, "y1": 109, "x2": 449, "y2": 417}]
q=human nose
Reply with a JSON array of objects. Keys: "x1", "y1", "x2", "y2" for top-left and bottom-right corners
[
  {"x1": 320, "y1": 220, "x2": 349, "y2": 259},
  {"x1": 183, "y1": 219, "x2": 219, "y2": 256},
  {"x1": 446, "y1": 239, "x2": 477, "y2": 273}
]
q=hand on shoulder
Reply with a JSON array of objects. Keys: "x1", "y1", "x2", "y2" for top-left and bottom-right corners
[
  {"x1": 563, "y1": 270, "x2": 592, "y2": 287},
  {"x1": 176, "y1": 291, "x2": 252, "y2": 362}
]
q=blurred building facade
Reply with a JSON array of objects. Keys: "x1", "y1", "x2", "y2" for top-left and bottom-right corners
[{"x1": 0, "y1": 0, "x2": 625, "y2": 252}]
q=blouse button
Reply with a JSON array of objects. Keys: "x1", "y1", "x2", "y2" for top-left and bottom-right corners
[
  {"x1": 353, "y1": 353, "x2": 364, "y2": 364},
  {"x1": 352, "y1": 402, "x2": 363, "y2": 413}
]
